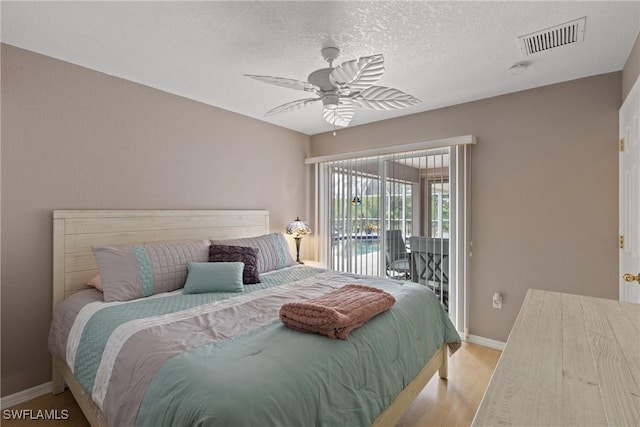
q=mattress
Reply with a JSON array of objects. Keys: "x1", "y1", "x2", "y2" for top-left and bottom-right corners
[{"x1": 49, "y1": 265, "x2": 460, "y2": 427}]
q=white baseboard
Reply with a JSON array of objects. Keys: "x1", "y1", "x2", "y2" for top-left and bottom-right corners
[
  {"x1": 0, "y1": 382, "x2": 52, "y2": 409},
  {"x1": 465, "y1": 334, "x2": 506, "y2": 351}
]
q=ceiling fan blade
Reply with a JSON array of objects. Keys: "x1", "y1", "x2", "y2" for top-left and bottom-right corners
[
  {"x1": 323, "y1": 102, "x2": 355, "y2": 127},
  {"x1": 244, "y1": 74, "x2": 319, "y2": 92},
  {"x1": 329, "y1": 54, "x2": 384, "y2": 93},
  {"x1": 264, "y1": 98, "x2": 320, "y2": 117},
  {"x1": 353, "y1": 86, "x2": 421, "y2": 110}
]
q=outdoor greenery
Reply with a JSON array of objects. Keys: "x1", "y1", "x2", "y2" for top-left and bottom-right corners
[
  {"x1": 430, "y1": 184, "x2": 450, "y2": 237},
  {"x1": 332, "y1": 178, "x2": 413, "y2": 236}
]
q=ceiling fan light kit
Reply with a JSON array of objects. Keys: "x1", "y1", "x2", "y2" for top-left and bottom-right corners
[
  {"x1": 244, "y1": 45, "x2": 420, "y2": 129},
  {"x1": 322, "y1": 94, "x2": 340, "y2": 110}
]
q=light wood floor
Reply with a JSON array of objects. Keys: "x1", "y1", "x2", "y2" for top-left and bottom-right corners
[
  {"x1": 3, "y1": 342, "x2": 500, "y2": 427},
  {"x1": 397, "y1": 342, "x2": 502, "y2": 427}
]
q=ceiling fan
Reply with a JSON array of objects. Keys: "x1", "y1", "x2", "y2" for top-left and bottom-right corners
[{"x1": 244, "y1": 46, "x2": 421, "y2": 128}]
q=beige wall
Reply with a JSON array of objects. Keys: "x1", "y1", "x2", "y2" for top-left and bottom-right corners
[
  {"x1": 311, "y1": 72, "x2": 621, "y2": 343},
  {"x1": 622, "y1": 31, "x2": 640, "y2": 102},
  {"x1": 0, "y1": 44, "x2": 310, "y2": 396}
]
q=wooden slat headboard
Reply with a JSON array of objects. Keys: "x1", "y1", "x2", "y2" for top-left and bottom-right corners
[{"x1": 52, "y1": 210, "x2": 270, "y2": 309}]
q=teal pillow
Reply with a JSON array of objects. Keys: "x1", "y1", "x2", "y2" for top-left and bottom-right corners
[{"x1": 183, "y1": 262, "x2": 245, "y2": 294}]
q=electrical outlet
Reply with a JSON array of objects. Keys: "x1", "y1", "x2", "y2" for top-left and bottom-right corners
[{"x1": 492, "y1": 292, "x2": 503, "y2": 309}]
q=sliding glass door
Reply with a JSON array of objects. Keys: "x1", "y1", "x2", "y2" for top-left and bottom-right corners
[
  {"x1": 312, "y1": 141, "x2": 472, "y2": 333},
  {"x1": 327, "y1": 156, "x2": 424, "y2": 277},
  {"x1": 328, "y1": 159, "x2": 382, "y2": 276}
]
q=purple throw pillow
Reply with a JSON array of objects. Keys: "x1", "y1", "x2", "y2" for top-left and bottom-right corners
[{"x1": 209, "y1": 244, "x2": 260, "y2": 284}]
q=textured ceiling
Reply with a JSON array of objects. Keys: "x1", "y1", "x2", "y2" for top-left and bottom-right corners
[{"x1": 2, "y1": 1, "x2": 639, "y2": 135}]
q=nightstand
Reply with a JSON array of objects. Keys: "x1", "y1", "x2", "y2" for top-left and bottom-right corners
[{"x1": 301, "y1": 260, "x2": 326, "y2": 268}]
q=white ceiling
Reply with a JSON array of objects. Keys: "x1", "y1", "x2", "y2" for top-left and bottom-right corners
[{"x1": 2, "y1": 1, "x2": 638, "y2": 136}]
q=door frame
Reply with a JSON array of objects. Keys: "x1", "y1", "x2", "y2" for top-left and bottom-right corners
[
  {"x1": 309, "y1": 136, "x2": 475, "y2": 333},
  {"x1": 619, "y1": 76, "x2": 640, "y2": 303}
]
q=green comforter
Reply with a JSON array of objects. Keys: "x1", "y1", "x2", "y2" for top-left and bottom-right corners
[{"x1": 66, "y1": 266, "x2": 460, "y2": 426}]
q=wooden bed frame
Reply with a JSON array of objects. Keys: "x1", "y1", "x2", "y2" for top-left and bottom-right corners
[{"x1": 51, "y1": 209, "x2": 448, "y2": 427}]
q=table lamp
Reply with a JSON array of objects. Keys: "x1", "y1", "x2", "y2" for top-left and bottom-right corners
[{"x1": 286, "y1": 217, "x2": 311, "y2": 264}]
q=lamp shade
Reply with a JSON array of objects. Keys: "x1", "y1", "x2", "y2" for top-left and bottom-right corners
[{"x1": 285, "y1": 217, "x2": 311, "y2": 238}]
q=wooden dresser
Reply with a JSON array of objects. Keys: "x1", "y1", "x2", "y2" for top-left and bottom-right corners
[{"x1": 472, "y1": 289, "x2": 640, "y2": 426}]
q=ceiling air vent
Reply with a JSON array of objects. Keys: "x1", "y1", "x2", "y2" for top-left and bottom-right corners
[{"x1": 518, "y1": 17, "x2": 586, "y2": 56}]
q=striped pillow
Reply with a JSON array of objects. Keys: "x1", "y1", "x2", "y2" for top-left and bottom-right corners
[
  {"x1": 93, "y1": 240, "x2": 209, "y2": 302},
  {"x1": 210, "y1": 233, "x2": 296, "y2": 273}
]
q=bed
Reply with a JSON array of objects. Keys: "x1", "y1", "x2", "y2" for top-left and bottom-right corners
[{"x1": 50, "y1": 209, "x2": 460, "y2": 427}]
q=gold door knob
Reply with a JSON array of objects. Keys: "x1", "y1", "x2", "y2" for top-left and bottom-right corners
[{"x1": 623, "y1": 273, "x2": 640, "y2": 283}]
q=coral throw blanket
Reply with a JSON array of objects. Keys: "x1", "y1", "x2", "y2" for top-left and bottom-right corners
[{"x1": 279, "y1": 284, "x2": 396, "y2": 339}]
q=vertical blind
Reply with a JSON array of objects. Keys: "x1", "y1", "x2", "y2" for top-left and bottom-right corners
[
  {"x1": 321, "y1": 148, "x2": 451, "y2": 308},
  {"x1": 308, "y1": 137, "x2": 473, "y2": 332}
]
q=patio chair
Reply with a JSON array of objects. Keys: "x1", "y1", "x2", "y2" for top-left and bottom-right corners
[
  {"x1": 384, "y1": 230, "x2": 411, "y2": 279},
  {"x1": 409, "y1": 236, "x2": 449, "y2": 308}
]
